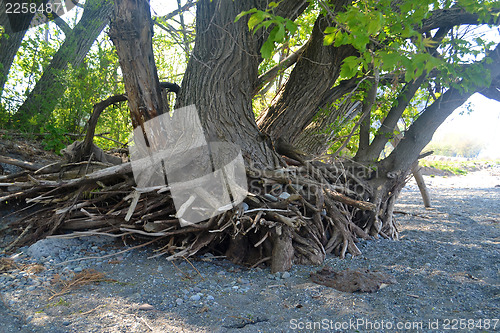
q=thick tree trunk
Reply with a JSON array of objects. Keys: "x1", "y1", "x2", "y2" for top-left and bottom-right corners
[
  {"x1": 13, "y1": 0, "x2": 112, "y2": 127},
  {"x1": 175, "y1": 0, "x2": 306, "y2": 168},
  {"x1": 258, "y1": 3, "x2": 356, "y2": 144},
  {"x1": 109, "y1": 0, "x2": 165, "y2": 129}
]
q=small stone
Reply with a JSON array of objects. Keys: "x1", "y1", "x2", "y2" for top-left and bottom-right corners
[
  {"x1": 190, "y1": 294, "x2": 201, "y2": 301},
  {"x1": 175, "y1": 298, "x2": 183, "y2": 306},
  {"x1": 241, "y1": 202, "x2": 250, "y2": 211},
  {"x1": 73, "y1": 266, "x2": 83, "y2": 273},
  {"x1": 206, "y1": 295, "x2": 214, "y2": 301},
  {"x1": 27, "y1": 285, "x2": 37, "y2": 291},
  {"x1": 263, "y1": 194, "x2": 278, "y2": 202},
  {"x1": 138, "y1": 303, "x2": 155, "y2": 311},
  {"x1": 278, "y1": 192, "x2": 291, "y2": 200},
  {"x1": 157, "y1": 265, "x2": 163, "y2": 272},
  {"x1": 62, "y1": 321, "x2": 71, "y2": 326},
  {"x1": 282, "y1": 272, "x2": 291, "y2": 279}
]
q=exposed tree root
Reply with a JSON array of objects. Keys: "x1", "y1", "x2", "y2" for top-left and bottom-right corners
[{"x1": 1, "y1": 156, "x2": 407, "y2": 272}]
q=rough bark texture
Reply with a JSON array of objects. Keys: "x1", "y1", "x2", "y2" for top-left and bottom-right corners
[
  {"x1": 13, "y1": 0, "x2": 112, "y2": 127},
  {"x1": 0, "y1": 1, "x2": 46, "y2": 94},
  {"x1": 175, "y1": 0, "x2": 307, "y2": 168},
  {"x1": 109, "y1": 0, "x2": 165, "y2": 129},
  {"x1": 258, "y1": 2, "x2": 356, "y2": 144}
]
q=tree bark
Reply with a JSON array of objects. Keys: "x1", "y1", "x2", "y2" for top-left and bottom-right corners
[
  {"x1": 175, "y1": 0, "x2": 307, "y2": 168},
  {"x1": 258, "y1": 5, "x2": 357, "y2": 144},
  {"x1": 109, "y1": 0, "x2": 165, "y2": 130},
  {"x1": 13, "y1": 0, "x2": 112, "y2": 127},
  {"x1": 354, "y1": 69, "x2": 379, "y2": 160},
  {"x1": 0, "y1": 1, "x2": 43, "y2": 95}
]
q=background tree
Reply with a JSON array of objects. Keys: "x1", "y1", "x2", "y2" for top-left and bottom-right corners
[{"x1": 12, "y1": 0, "x2": 113, "y2": 129}]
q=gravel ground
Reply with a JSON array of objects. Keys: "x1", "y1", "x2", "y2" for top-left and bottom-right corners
[{"x1": 1, "y1": 169, "x2": 499, "y2": 333}]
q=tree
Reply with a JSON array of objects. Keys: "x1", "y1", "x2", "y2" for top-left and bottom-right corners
[
  {"x1": 0, "y1": 0, "x2": 45, "y2": 95},
  {"x1": 108, "y1": 0, "x2": 499, "y2": 270},
  {"x1": 12, "y1": 0, "x2": 113, "y2": 129},
  {"x1": 5, "y1": 0, "x2": 499, "y2": 272}
]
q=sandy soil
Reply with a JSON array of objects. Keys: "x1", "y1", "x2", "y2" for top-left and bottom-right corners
[{"x1": 1, "y1": 169, "x2": 499, "y2": 333}]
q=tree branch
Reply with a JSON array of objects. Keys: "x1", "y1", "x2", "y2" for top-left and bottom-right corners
[
  {"x1": 355, "y1": 68, "x2": 379, "y2": 160},
  {"x1": 253, "y1": 45, "x2": 306, "y2": 96},
  {"x1": 383, "y1": 43, "x2": 500, "y2": 173},
  {"x1": 418, "y1": 7, "x2": 500, "y2": 33},
  {"x1": 155, "y1": 0, "x2": 196, "y2": 21},
  {"x1": 45, "y1": 12, "x2": 72, "y2": 36}
]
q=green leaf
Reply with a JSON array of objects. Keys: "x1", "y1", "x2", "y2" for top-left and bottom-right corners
[
  {"x1": 234, "y1": 8, "x2": 257, "y2": 22},
  {"x1": 261, "y1": 39, "x2": 274, "y2": 58},
  {"x1": 324, "y1": 33, "x2": 336, "y2": 46},
  {"x1": 248, "y1": 11, "x2": 266, "y2": 30},
  {"x1": 285, "y1": 20, "x2": 297, "y2": 35},
  {"x1": 324, "y1": 26, "x2": 337, "y2": 34},
  {"x1": 274, "y1": 24, "x2": 285, "y2": 42},
  {"x1": 340, "y1": 56, "x2": 361, "y2": 79}
]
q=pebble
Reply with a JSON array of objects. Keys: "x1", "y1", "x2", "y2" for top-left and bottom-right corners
[
  {"x1": 0, "y1": 176, "x2": 498, "y2": 331},
  {"x1": 278, "y1": 192, "x2": 291, "y2": 200},
  {"x1": 263, "y1": 194, "x2": 278, "y2": 202},
  {"x1": 138, "y1": 303, "x2": 155, "y2": 311}
]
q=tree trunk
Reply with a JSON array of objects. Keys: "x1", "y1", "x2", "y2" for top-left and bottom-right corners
[
  {"x1": 13, "y1": 0, "x2": 112, "y2": 128},
  {"x1": 175, "y1": 0, "x2": 307, "y2": 168},
  {"x1": 391, "y1": 124, "x2": 431, "y2": 208},
  {"x1": 258, "y1": 4, "x2": 356, "y2": 144},
  {"x1": 0, "y1": 1, "x2": 43, "y2": 95},
  {"x1": 109, "y1": 0, "x2": 165, "y2": 129}
]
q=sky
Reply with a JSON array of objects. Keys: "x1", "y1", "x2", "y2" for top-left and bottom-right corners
[{"x1": 431, "y1": 93, "x2": 500, "y2": 159}]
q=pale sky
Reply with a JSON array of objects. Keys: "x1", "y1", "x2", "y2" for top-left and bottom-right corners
[{"x1": 431, "y1": 93, "x2": 500, "y2": 159}]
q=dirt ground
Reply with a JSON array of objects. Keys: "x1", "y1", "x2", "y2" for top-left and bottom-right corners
[{"x1": 0, "y1": 168, "x2": 499, "y2": 332}]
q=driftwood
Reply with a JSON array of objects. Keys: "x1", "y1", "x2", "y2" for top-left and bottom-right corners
[
  {"x1": 0, "y1": 149, "x2": 388, "y2": 273},
  {"x1": 0, "y1": 155, "x2": 44, "y2": 171}
]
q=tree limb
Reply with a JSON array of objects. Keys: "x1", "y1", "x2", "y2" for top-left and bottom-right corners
[
  {"x1": 419, "y1": 7, "x2": 500, "y2": 33},
  {"x1": 253, "y1": 45, "x2": 306, "y2": 96}
]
